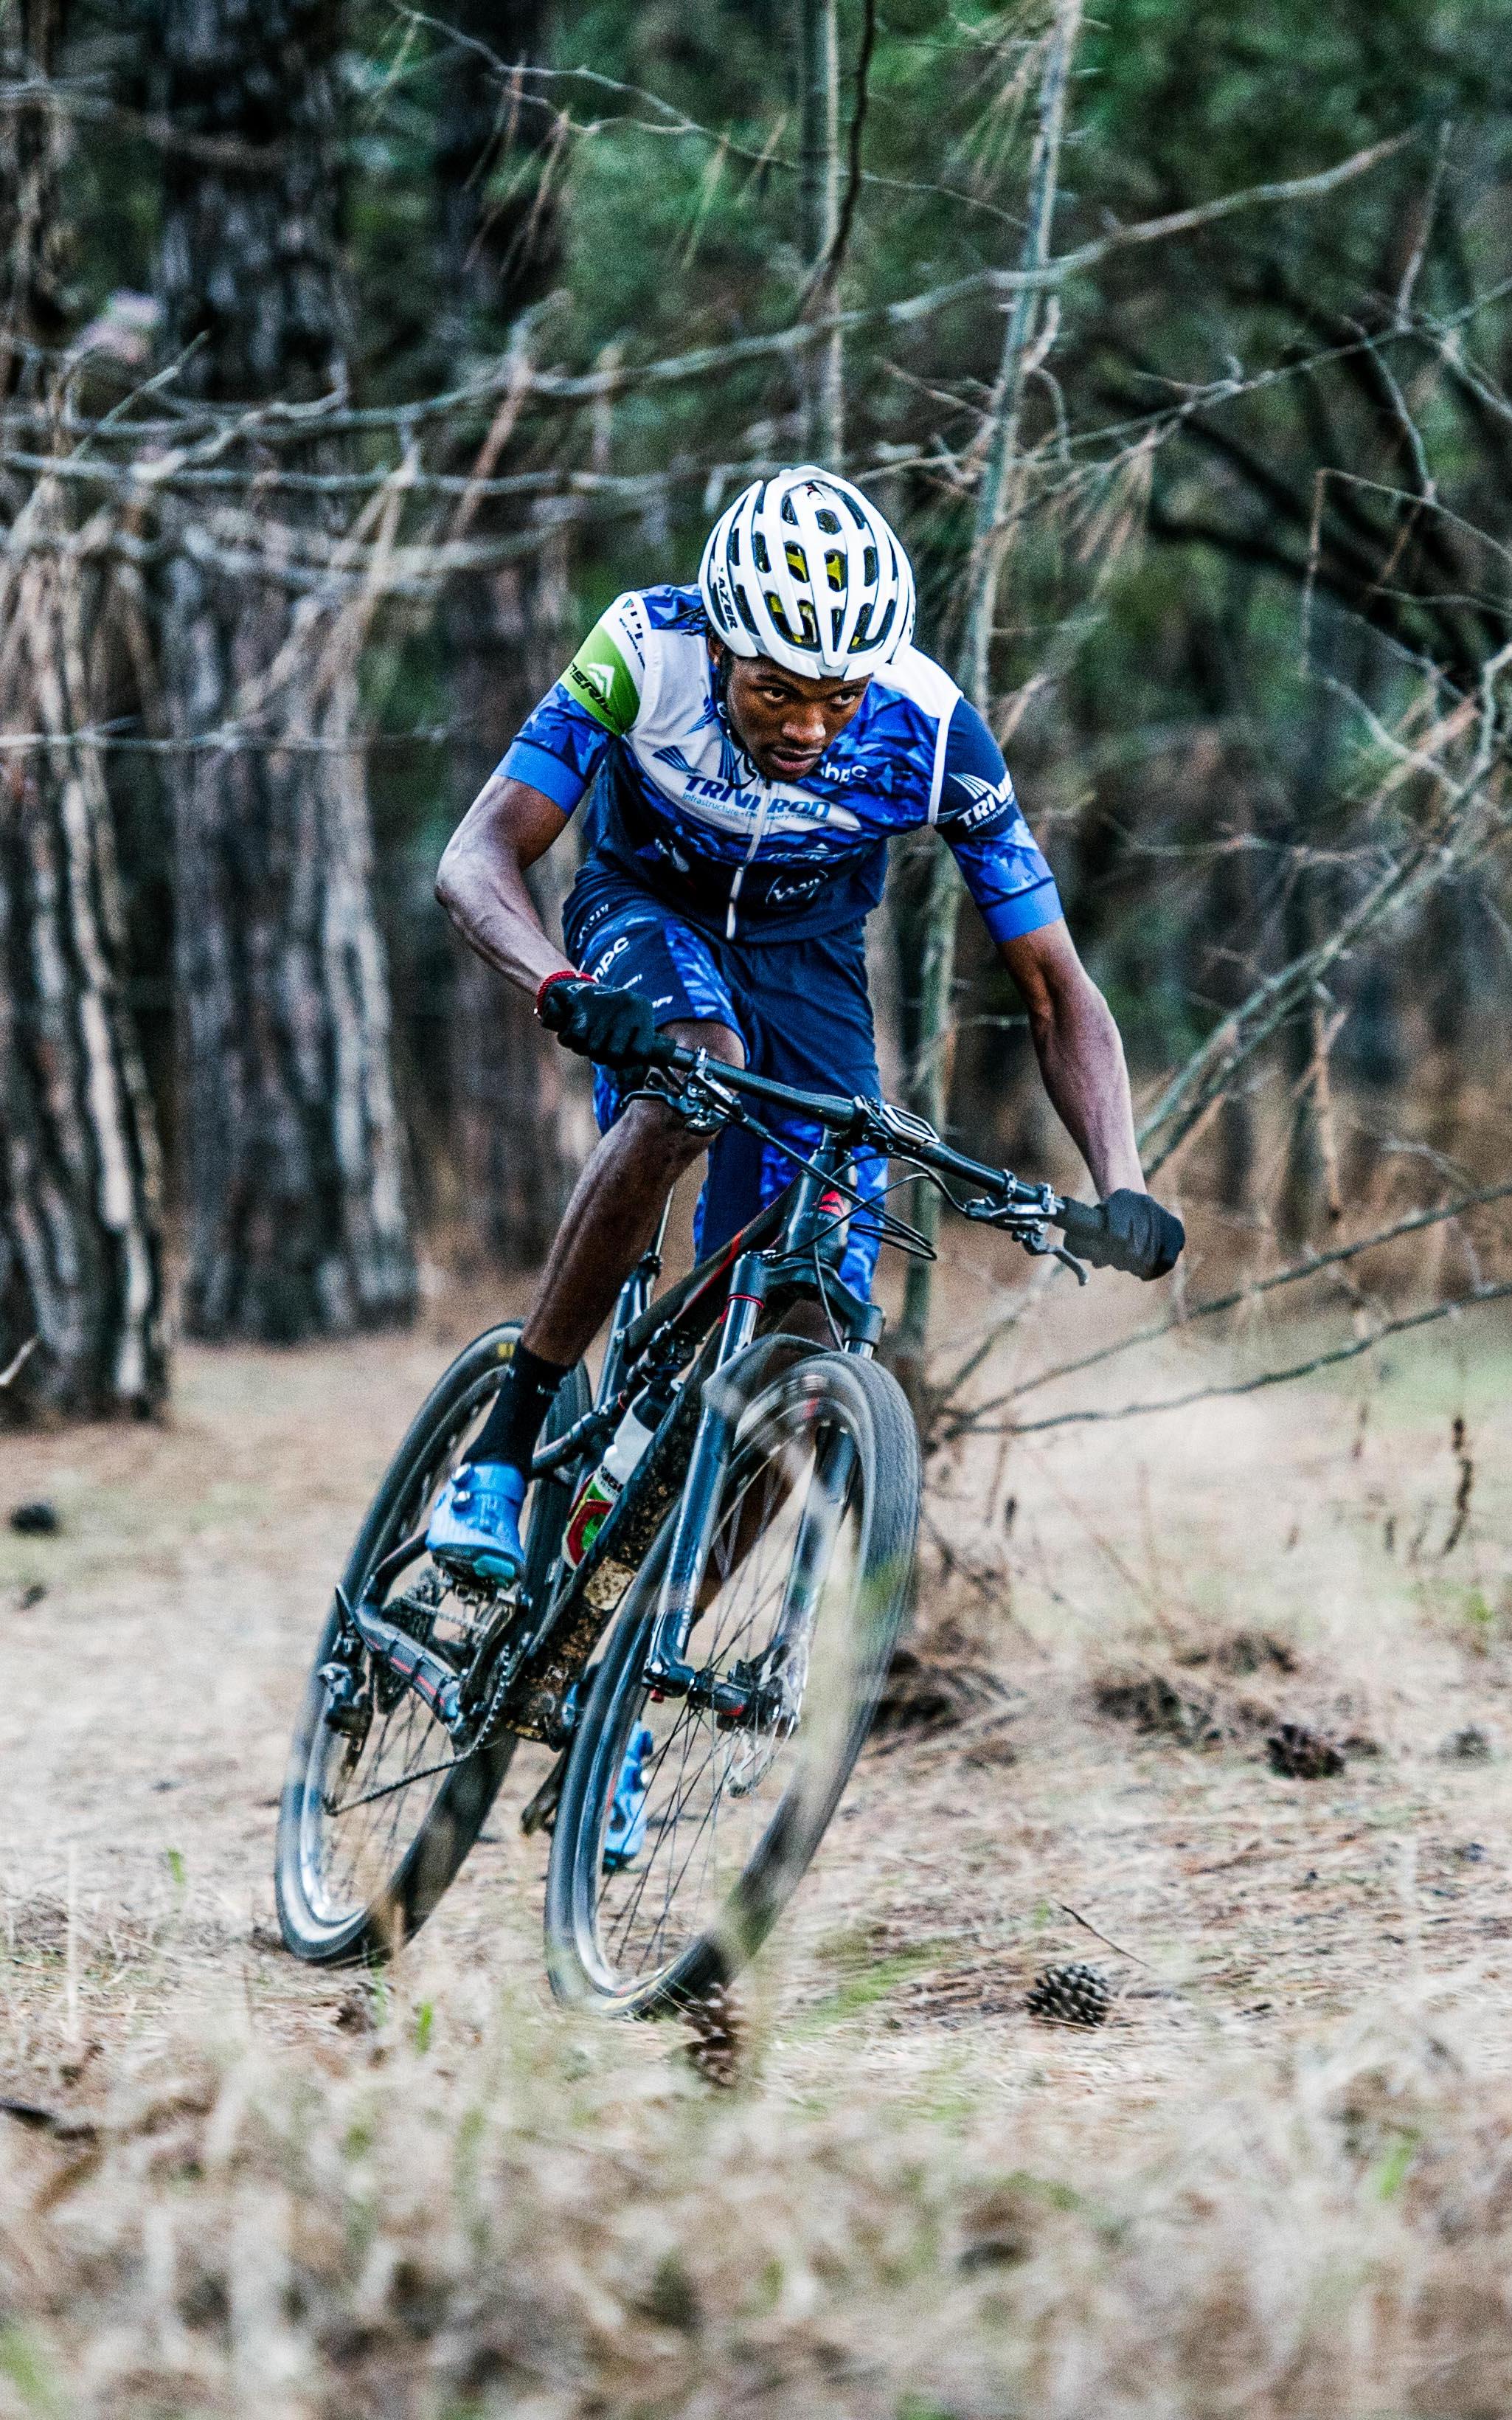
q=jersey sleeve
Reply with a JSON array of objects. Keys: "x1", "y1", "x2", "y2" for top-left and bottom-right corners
[
  {"x1": 497, "y1": 591, "x2": 647, "y2": 813},
  {"x1": 936, "y1": 697, "x2": 1062, "y2": 944}
]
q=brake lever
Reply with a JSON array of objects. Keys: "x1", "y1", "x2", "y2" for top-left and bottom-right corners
[
  {"x1": 959, "y1": 1193, "x2": 1090, "y2": 1285},
  {"x1": 623, "y1": 1048, "x2": 745, "y2": 1136},
  {"x1": 1016, "y1": 1219, "x2": 1089, "y2": 1284}
]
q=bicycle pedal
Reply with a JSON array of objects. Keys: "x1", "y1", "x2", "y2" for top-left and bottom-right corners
[{"x1": 438, "y1": 1561, "x2": 507, "y2": 1604}]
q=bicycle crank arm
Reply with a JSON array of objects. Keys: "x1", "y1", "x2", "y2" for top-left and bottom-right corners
[{"x1": 335, "y1": 1585, "x2": 465, "y2": 1735}]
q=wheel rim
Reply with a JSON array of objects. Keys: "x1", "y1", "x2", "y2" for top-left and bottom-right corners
[{"x1": 585, "y1": 1386, "x2": 867, "y2": 1998}]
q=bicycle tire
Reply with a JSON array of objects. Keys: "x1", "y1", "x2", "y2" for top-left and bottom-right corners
[
  {"x1": 544, "y1": 1349, "x2": 920, "y2": 2017},
  {"x1": 275, "y1": 1325, "x2": 590, "y2": 1966}
]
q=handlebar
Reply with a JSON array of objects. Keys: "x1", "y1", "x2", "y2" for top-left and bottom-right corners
[
  {"x1": 613, "y1": 1037, "x2": 1181, "y2": 1280},
  {"x1": 1054, "y1": 1195, "x2": 1114, "y2": 1255},
  {"x1": 648, "y1": 1040, "x2": 1119, "y2": 1259}
]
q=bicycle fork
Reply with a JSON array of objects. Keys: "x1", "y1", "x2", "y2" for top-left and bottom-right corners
[
  {"x1": 639, "y1": 1250, "x2": 858, "y2": 1727},
  {"x1": 642, "y1": 1250, "x2": 769, "y2": 1717}
]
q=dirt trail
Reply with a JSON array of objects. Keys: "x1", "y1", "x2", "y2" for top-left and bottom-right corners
[
  {"x1": 5, "y1": 1269, "x2": 1512, "y2": 2416},
  {"x1": 2, "y1": 1268, "x2": 1508, "y2": 2094}
]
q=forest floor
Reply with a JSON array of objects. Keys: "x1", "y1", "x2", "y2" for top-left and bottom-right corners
[{"x1": 1, "y1": 1249, "x2": 1511, "y2": 2418}]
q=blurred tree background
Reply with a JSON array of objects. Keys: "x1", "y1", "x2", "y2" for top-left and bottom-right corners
[{"x1": 3, "y1": 0, "x2": 1510, "y2": 1419}]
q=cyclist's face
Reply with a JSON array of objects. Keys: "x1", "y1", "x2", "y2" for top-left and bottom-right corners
[{"x1": 712, "y1": 643, "x2": 870, "y2": 783}]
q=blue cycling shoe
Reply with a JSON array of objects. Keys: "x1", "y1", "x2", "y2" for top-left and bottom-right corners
[
  {"x1": 426, "y1": 1461, "x2": 527, "y2": 1586},
  {"x1": 603, "y1": 1724, "x2": 656, "y2": 1871}
]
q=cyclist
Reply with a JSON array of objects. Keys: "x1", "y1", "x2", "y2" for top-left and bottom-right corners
[{"x1": 429, "y1": 466, "x2": 1184, "y2": 1584}]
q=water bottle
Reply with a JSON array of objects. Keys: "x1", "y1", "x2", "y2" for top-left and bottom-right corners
[{"x1": 561, "y1": 1380, "x2": 670, "y2": 1569}]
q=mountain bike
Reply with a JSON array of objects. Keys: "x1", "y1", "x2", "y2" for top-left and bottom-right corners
[{"x1": 274, "y1": 1042, "x2": 1123, "y2": 2014}]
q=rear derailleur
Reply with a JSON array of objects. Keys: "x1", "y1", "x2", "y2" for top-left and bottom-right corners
[{"x1": 321, "y1": 1564, "x2": 532, "y2": 1756}]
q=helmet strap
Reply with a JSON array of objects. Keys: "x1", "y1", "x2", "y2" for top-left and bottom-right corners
[
  {"x1": 712, "y1": 647, "x2": 768, "y2": 778},
  {"x1": 710, "y1": 642, "x2": 745, "y2": 752}
]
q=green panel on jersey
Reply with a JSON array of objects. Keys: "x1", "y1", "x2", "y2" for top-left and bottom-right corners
[{"x1": 562, "y1": 621, "x2": 639, "y2": 734}]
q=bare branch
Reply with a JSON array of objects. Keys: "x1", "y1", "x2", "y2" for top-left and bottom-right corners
[
  {"x1": 941, "y1": 1178, "x2": 1512, "y2": 1433},
  {"x1": 1138, "y1": 728, "x2": 1512, "y2": 1178},
  {"x1": 0, "y1": 133, "x2": 1413, "y2": 447},
  {"x1": 996, "y1": 1284, "x2": 1512, "y2": 1437}
]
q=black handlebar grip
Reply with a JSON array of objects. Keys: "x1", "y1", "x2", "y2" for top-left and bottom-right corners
[{"x1": 1055, "y1": 1197, "x2": 1108, "y2": 1254}]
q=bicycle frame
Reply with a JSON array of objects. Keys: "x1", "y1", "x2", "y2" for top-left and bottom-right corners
[
  {"x1": 344, "y1": 1041, "x2": 1095, "y2": 1755},
  {"x1": 507, "y1": 1116, "x2": 884, "y2": 1742}
]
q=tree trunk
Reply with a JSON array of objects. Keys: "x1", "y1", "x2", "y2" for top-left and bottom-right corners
[
  {"x1": 0, "y1": 485, "x2": 168, "y2": 1420},
  {"x1": 448, "y1": 553, "x2": 582, "y2": 1270},
  {"x1": 153, "y1": 0, "x2": 415, "y2": 1341},
  {"x1": 0, "y1": 4, "x2": 167, "y2": 1420},
  {"x1": 434, "y1": 0, "x2": 583, "y2": 1270},
  {"x1": 0, "y1": 0, "x2": 71, "y2": 394}
]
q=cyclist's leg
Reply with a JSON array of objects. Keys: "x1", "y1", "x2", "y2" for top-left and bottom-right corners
[
  {"x1": 435, "y1": 905, "x2": 746, "y2": 1578},
  {"x1": 721, "y1": 922, "x2": 888, "y2": 1301},
  {"x1": 518, "y1": 1029, "x2": 736, "y2": 1367},
  {"x1": 520, "y1": 898, "x2": 748, "y2": 1369}
]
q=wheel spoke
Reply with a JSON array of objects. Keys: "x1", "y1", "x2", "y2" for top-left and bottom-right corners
[
  {"x1": 300, "y1": 1552, "x2": 476, "y2": 1926},
  {"x1": 282, "y1": 1341, "x2": 597, "y2": 1958},
  {"x1": 586, "y1": 1384, "x2": 878, "y2": 1999}
]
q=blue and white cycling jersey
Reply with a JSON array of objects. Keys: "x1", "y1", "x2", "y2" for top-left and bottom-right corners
[{"x1": 499, "y1": 583, "x2": 1062, "y2": 947}]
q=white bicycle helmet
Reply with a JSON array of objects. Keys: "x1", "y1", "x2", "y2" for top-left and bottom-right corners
[{"x1": 698, "y1": 466, "x2": 915, "y2": 680}]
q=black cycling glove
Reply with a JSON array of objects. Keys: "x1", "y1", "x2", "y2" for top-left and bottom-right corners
[
  {"x1": 537, "y1": 975, "x2": 659, "y2": 1077},
  {"x1": 1077, "y1": 1189, "x2": 1185, "y2": 1282}
]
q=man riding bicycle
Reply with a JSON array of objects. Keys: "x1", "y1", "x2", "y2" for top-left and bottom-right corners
[{"x1": 430, "y1": 466, "x2": 1184, "y2": 1585}]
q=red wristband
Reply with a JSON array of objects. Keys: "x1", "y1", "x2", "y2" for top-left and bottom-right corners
[{"x1": 534, "y1": 967, "x2": 582, "y2": 1017}]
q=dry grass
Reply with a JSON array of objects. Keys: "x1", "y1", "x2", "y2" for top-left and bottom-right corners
[{"x1": 1, "y1": 1256, "x2": 1511, "y2": 2416}]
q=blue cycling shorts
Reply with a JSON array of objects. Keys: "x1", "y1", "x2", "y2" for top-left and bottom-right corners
[{"x1": 563, "y1": 871, "x2": 887, "y2": 1296}]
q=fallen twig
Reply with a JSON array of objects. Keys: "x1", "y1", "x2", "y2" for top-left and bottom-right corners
[
  {"x1": 1059, "y1": 1902, "x2": 1155, "y2": 1973},
  {"x1": 0, "y1": 1336, "x2": 38, "y2": 1389}
]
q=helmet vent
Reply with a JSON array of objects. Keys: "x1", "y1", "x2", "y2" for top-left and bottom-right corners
[{"x1": 698, "y1": 465, "x2": 915, "y2": 677}]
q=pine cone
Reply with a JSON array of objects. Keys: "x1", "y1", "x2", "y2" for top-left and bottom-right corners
[
  {"x1": 1266, "y1": 1722, "x2": 1344, "y2": 1779},
  {"x1": 682, "y1": 1983, "x2": 742, "y2": 2088},
  {"x1": 1025, "y1": 1962, "x2": 1112, "y2": 2027}
]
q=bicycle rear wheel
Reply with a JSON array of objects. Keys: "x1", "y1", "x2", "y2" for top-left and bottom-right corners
[
  {"x1": 544, "y1": 1350, "x2": 919, "y2": 2016},
  {"x1": 275, "y1": 1326, "x2": 589, "y2": 1966}
]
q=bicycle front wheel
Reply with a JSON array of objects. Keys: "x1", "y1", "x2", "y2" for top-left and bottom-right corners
[{"x1": 544, "y1": 1350, "x2": 920, "y2": 2016}]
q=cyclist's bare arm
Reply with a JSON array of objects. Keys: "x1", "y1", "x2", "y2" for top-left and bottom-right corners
[
  {"x1": 999, "y1": 919, "x2": 1145, "y2": 1199},
  {"x1": 436, "y1": 775, "x2": 579, "y2": 992},
  {"x1": 437, "y1": 772, "x2": 743, "y2": 1366}
]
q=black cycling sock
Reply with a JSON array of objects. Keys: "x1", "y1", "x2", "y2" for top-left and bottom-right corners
[{"x1": 470, "y1": 1342, "x2": 572, "y2": 1476}]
